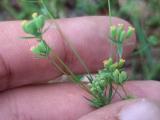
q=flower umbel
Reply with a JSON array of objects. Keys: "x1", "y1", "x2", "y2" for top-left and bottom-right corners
[
  {"x1": 109, "y1": 24, "x2": 135, "y2": 58},
  {"x1": 89, "y1": 58, "x2": 129, "y2": 108},
  {"x1": 88, "y1": 24, "x2": 134, "y2": 108}
]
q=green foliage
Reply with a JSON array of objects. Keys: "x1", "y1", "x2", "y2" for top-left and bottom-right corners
[
  {"x1": 87, "y1": 16, "x2": 135, "y2": 107},
  {"x1": 31, "y1": 40, "x2": 51, "y2": 57},
  {"x1": 20, "y1": 0, "x2": 136, "y2": 108},
  {"x1": 22, "y1": 13, "x2": 45, "y2": 36},
  {"x1": 89, "y1": 58, "x2": 128, "y2": 108},
  {"x1": 22, "y1": 13, "x2": 51, "y2": 57},
  {"x1": 21, "y1": 12, "x2": 88, "y2": 90}
]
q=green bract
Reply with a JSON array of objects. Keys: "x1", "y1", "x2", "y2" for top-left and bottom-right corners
[
  {"x1": 22, "y1": 14, "x2": 45, "y2": 36},
  {"x1": 113, "y1": 70, "x2": 127, "y2": 84},
  {"x1": 22, "y1": 13, "x2": 50, "y2": 57},
  {"x1": 23, "y1": 21, "x2": 38, "y2": 35},
  {"x1": 34, "y1": 15, "x2": 45, "y2": 30},
  {"x1": 103, "y1": 58, "x2": 113, "y2": 67},
  {"x1": 31, "y1": 40, "x2": 51, "y2": 57}
]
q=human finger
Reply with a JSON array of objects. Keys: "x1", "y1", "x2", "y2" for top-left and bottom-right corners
[
  {"x1": 0, "y1": 80, "x2": 159, "y2": 119},
  {"x1": 0, "y1": 16, "x2": 136, "y2": 90}
]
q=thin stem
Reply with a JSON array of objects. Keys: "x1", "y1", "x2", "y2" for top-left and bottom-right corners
[
  {"x1": 121, "y1": 85, "x2": 128, "y2": 97},
  {"x1": 112, "y1": 85, "x2": 123, "y2": 99},
  {"x1": 38, "y1": 36, "x2": 77, "y2": 82},
  {"x1": 41, "y1": 0, "x2": 94, "y2": 82},
  {"x1": 54, "y1": 22, "x2": 94, "y2": 81},
  {"x1": 50, "y1": 52, "x2": 91, "y2": 94},
  {"x1": 108, "y1": 0, "x2": 112, "y2": 26},
  {"x1": 40, "y1": 0, "x2": 77, "y2": 80},
  {"x1": 50, "y1": 51, "x2": 77, "y2": 80},
  {"x1": 50, "y1": 50, "x2": 92, "y2": 94},
  {"x1": 40, "y1": 0, "x2": 101, "y2": 100},
  {"x1": 107, "y1": 0, "x2": 113, "y2": 58},
  {"x1": 112, "y1": 85, "x2": 118, "y2": 98},
  {"x1": 48, "y1": 56, "x2": 67, "y2": 75}
]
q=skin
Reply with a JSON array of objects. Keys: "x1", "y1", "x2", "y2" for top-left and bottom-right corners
[{"x1": 0, "y1": 16, "x2": 159, "y2": 120}]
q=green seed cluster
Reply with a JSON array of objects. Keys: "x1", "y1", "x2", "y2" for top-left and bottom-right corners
[
  {"x1": 22, "y1": 13, "x2": 51, "y2": 57},
  {"x1": 110, "y1": 24, "x2": 135, "y2": 42},
  {"x1": 30, "y1": 40, "x2": 51, "y2": 57},
  {"x1": 22, "y1": 13, "x2": 45, "y2": 36},
  {"x1": 89, "y1": 58, "x2": 128, "y2": 107},
  {"x1": 110, "y1": 24, "x2": 135, "y2": 58}
]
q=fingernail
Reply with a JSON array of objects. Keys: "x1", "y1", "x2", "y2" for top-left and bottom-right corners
[{"x1": 119, "y1": 99, "x2": 160, "y2": 120}]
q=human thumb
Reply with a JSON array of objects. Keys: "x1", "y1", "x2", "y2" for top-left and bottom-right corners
[{"x1": 78, "y1": 99, "x2": 160, "y2": 120}]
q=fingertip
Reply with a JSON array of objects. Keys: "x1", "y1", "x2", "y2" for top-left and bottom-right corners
[
  {"x1": 119, "y1": 99, "x2": 160, "y2": 120},
  {"x1": 78, "y1": 99, "x2": 160, "y2": 120}
]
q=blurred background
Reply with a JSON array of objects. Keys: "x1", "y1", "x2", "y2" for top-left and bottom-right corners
[{"x1": 0, "y1": 0, "x2": 160, "y2": 80}]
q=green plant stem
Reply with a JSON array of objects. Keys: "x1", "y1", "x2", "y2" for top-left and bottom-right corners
[
  {"x1": 48, "y1": 55, "x2": 67, "y2": 75},
  {"x1": 108, "y1": 0, "x2": 112, "y2": 26},
  {"x1": 107, "y1": 0, "x2": 114, "y2": 58},
  {"x1": 37, "y1": 1, "x2": 92, "y2": 94},
  {"x1": 49, "y1": 51, "x2": 91, "y2": 94},
  {"x1": 50, "y1": 51, "x2": 77, "y2": 80},
  {"x1": 54, "y1": 21, "x2": 94, "y2": 81},
  {"x1": 41, "y1": 0, "x2": 94, "y2": 82},
  {"x1": 38, "y1": 35, "x2": 78, "y2": 82}
]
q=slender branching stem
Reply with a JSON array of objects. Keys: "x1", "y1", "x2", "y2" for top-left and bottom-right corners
[
  {"x1": 41, "y1": 0, "x2": 94, "y2": 82},
  {"x1": 107, "y1": 0, "x2": 114, "y2": 58}
]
